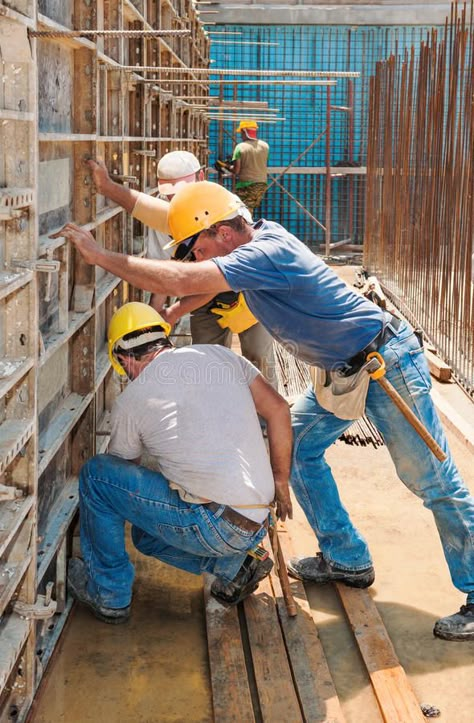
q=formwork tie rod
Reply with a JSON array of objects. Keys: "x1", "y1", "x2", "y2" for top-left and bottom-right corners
[
  {"x1": 106, "y1": 65, "x2": 360, "y2": 78},
  {"x1": 30, "y1": 29, "x2": 191, "y2": 38}
]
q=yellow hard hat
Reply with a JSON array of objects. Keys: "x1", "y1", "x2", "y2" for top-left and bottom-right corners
[
  {"x1": 108, "y1": 302, "x2": 171, "y2": 376},
  {"x1": 167, "y1": 181, "x2": 242, "y2": 246},
  {"x1": 237, "y1": 120, "x2": 259, "y2": 132}
]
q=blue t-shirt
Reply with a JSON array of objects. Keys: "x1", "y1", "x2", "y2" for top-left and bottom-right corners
[{"x1": 213, "y1": 219, "x2": 385, "y2": 369}]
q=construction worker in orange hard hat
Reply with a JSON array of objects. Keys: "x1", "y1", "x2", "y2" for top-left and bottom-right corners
[
  {"x1": 230, "y1": 119, "x2": 269, "y2": 215},
  {"x1": 67, "y1": 300, "x2": 292, "y2": 623}
]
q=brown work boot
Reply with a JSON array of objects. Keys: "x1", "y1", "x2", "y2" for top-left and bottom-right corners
[
  {"x1": 68, "y1": 558, "x2": 130, "y2": 624},
  {"x1": 210, "y1": 556, "x2": 274, "y2": 606}
]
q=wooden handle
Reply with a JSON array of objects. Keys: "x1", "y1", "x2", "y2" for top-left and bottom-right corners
[
  {"x1": 376, "y1": 377, "x2": 447, "y2": 462},
  {"x1": 269, "y1": 526, "x2": 298, "y2": 617}
]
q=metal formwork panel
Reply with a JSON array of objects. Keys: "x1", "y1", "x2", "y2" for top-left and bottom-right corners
[{"x1": 0, "y1": 1, "x2": 209, "y2": 719}]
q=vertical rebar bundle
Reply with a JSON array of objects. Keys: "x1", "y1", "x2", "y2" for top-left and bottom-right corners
[{"x1": 364, "y1": 1, "x2": 474, "y2": 394}]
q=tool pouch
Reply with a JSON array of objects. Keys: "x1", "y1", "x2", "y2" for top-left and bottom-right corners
[
  {"x1": 210, "y1": 292, "x2": 258, "y2": 334},
  {"x1": 310, "y1": 361, "x2": 372, "y2": 420}
]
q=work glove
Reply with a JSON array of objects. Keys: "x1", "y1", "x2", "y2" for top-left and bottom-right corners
[{"x1": 210, "y1": 292, "x2": 258, "y2": 334}]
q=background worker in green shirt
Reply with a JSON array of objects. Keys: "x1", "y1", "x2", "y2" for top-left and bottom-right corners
[{"x1": 231, "y1": 120, "x2": 269, "y2": 216}]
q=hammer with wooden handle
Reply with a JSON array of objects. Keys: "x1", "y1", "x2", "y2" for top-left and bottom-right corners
[
  {"x1": 268, "y1": 521, "x2": 298, "y2": 617},
  {"x1": 366, "y1": 351, "x2": 447, "y2": 462}
]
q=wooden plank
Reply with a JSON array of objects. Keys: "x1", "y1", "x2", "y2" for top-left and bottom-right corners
[
  {"x1": 37, "y1": 478, "x2": 78, "y2": 584},
  {"x1": 203, "y1": 575, "x2": 255, "y2": 723},
  {"x1": 278, "y1": 527, "x2": 346, "y2": 723},
  {"x1": 424, "y1": 348, "x2": 451, "y2": 382},
  {"x1": 244, "y1": 575, "x2": 303, "y2": 722},
  {"x1": 0, "y1": 497, "x2": 34, "y2": 558},
  {"x1": 335, "y1": 585, "x2": 425, "y2": 723},
  {"x1": 0, "y1": 555, "x2": 32, "y2": 617},
  {"x1": 0, "y1": 615, "x2": 30, "y2": 693},
  {"x1": 0, "y1": 358, "x2": 34, "y2": 399},
  {"x1": 0, "y1": 418, "x2": 35, "y2": 475},
  {"x1": 38, "y1": 392, "x2": 92, "y2": 475}
]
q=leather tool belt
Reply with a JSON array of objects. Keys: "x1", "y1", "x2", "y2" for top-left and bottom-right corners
[
  {"x1": 342, "y1": 313, "x2": 402, "y2": 377},
  {"x1": 205, "y1": 502, "x2": 265, "y2": 533}
]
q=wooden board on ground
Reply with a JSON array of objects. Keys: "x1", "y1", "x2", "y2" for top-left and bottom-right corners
[
  {"x1": 276, "y1": 526, "x2": 346, "y2": 723},
  {"x1": 335, "y1": 584, "x2": 425, "y2": 723},
  {"x1": 424, "y1": 348, "x2": 452, "y2": 382},
  {"x1": 204, "y1": 525, "x2": 346, "y2": 723},
  {"x1": 244, "y1": 574, "x2": 302, "y2": 721},
  {"x1": 203, "y1": 575, "x2": 255, "y2": 723},
  {"x1": 204, "y1": 520, "x2": 424, "y2": 723}
]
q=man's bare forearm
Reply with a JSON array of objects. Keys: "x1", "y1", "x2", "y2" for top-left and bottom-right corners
[
  {"x1": 50, "y1": 223, "x2": 232, "y2": 297},
  {"x1": 89, "y1": 246, "x2": 229, "y2": 297},
  {"x1": 101, "y1": 179, "x2": 140, "y2": 214},
  {"x1": 166, "y1": 293, "x2": 216, "y2": 320},
  {"x1": 266, "y1": 405, "x2": 292, "y2": 487},
  {"x1": 249, "y1": 376, "x2": 293, "y2": 520}
]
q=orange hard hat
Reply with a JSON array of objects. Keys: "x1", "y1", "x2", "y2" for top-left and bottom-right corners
[{"x1": 237, "y1": 120, "x2": 259, "y2": 133}]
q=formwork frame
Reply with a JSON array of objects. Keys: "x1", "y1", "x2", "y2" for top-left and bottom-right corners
[{"x1": 0, "y1": 2, "x2": 208, "y2": 720}]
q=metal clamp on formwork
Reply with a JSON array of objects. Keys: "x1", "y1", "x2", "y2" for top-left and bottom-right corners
[
  {"x1": 0, "y1": 188, "x2": 34, "y2": 220},
  {"x1": 113, "y1": 175, "x2": 139, "y2": 185},
  {"x1": 13, "y1": 582, "x2": 57, "y2": 620},
  {"x1": 132, "y1": 150, "x2": 156, "y2": 157},
  {"x1": 11, "y1": 258, "x2": 60, "y2": 303}
]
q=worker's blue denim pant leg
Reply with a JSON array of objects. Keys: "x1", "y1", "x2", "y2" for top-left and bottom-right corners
[
  {"x1": 79, "y1": 454, "x2": 267, "y2": 609},
  {"x1": 291, "y1": 322, "x2": 474, "y2": 602}
]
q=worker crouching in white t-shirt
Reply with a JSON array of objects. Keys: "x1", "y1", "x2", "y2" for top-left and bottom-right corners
[{"x1": 67, "y1": 303, "x2": 292, "y2": 624}]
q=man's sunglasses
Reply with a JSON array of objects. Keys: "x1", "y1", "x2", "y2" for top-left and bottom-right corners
[{"x1": 173, "y1": 233, "x2": 200, "y2": 262}]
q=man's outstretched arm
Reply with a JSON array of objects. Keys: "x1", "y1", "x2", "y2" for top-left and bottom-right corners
[
  {"x1": 88, "y1": 159, "x2": 140, "y2": 214},
  {"x1": 88, "y1": 159, "x2": 170, "y2": 233},
  {"x1": 50, "y1": 223, "x2": 231, "y2": 297}
]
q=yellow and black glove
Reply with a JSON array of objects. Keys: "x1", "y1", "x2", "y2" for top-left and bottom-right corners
[{"x1": 210, "y1": 292, "x2": 258, "y2": 334}]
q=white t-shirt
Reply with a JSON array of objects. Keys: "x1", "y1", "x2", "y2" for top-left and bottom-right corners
[
  {"x1": 146, "y1": 227, "x2": 173, "y2": 260},
  {"x1": 108, "y1": 345, "x2": 274, "y2": 522}
]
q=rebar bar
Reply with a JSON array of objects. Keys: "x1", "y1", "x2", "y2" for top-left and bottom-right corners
[
  {"x1": 206, "y1": 116, "x2": 284, "y2": 123},
  {"x1": 137, "y1": 79, "x2": 337, "y2": 86},
  {"x1": 210, "y1": 41, "x2": 280, "y2": 47},
  {"x1": 30, "y1": 29, "x2": 191, "y2": 38},
  {"x1": 364, "y1": 0, "x2": 473, "y2": 394},
  {"x1": 105, "y1": 65, "x2": 360, "y2": 78}
]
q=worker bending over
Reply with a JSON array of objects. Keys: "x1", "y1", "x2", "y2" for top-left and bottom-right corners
[
  {"x1": 87, "y1": 153, "x2": 277, "y2": 387},
  {"x1": 68, "y1": 302, "x2": 292, "y2": 624},
  {"x1": 56, "y1": 182, "x2": 474, "y2": 641}
]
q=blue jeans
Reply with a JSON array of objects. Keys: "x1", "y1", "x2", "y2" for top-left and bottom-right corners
[
  {"x1": 79, "y1": 455, "x2": 267, "y2": 609},
  {"x1": 291, "y1": 322, "x2": 474, "y2": 603}
]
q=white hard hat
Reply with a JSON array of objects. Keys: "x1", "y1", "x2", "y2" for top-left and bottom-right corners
[{"x1": 157, "y1": 151, "x2": 202, "y2": 195}]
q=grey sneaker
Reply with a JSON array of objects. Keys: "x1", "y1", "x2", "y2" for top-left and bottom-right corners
[
  {"x1": 287, "y1": 552, "x2": 375, "y2": 589},
  {"x1": 211, "y1": 555, "x2": 274, "y2": 606},
  {"x1": 433, "y1": 604, "x2": 474, "y2": 641},
  {"x1": 68, "y1": 558, "x2": 130, "y2": 625}
]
